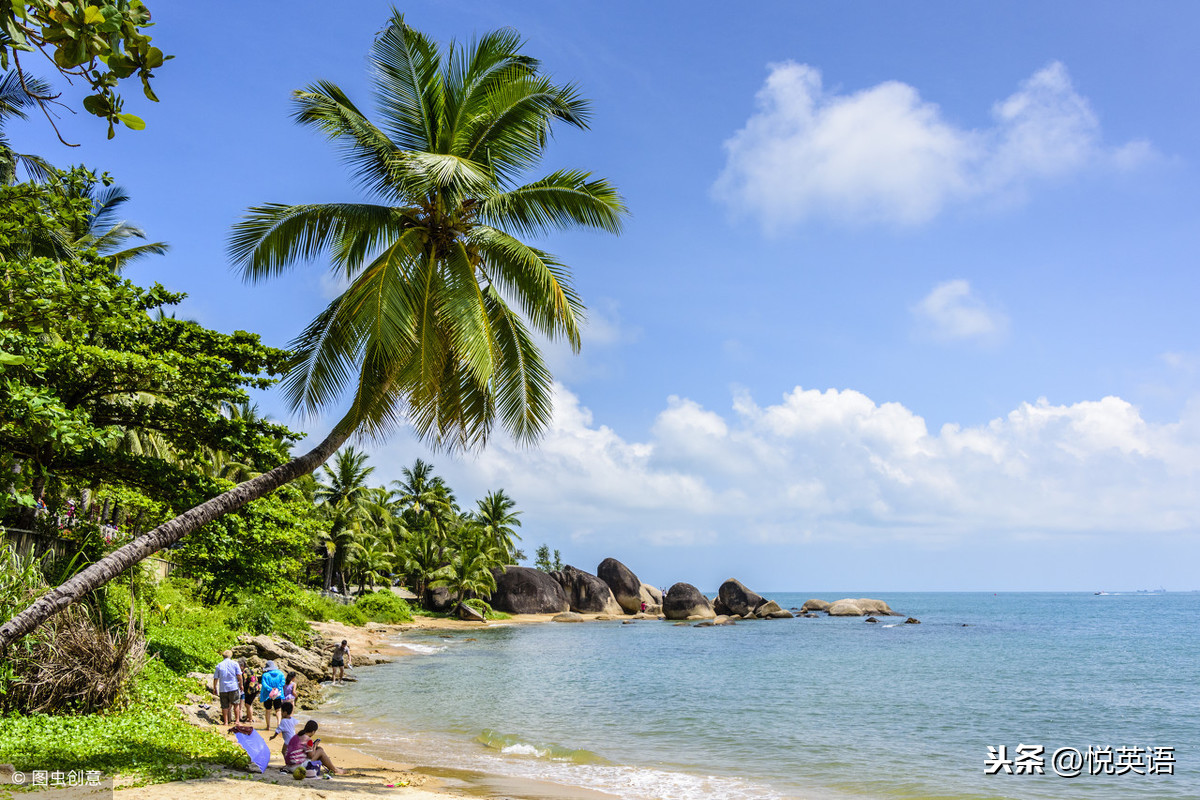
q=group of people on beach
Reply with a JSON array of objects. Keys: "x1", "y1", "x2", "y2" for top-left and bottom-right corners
[{"x1": 212, "y1": 649, "x2": 346, "y2": 775}]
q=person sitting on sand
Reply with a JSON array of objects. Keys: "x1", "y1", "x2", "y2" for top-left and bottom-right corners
[
  {"x1": 284, "y1": 720, "x2": 345, "y2": 775},
  {"x1": 259, "y1": 660, "x2": 287, "y2": 732},
  {"x1": 330, "y1": 640, "x2": 350, "y2": 685},
  {"x1": 269, "y1": 700, "x2": 296, "y2": 753},
  {"x1": 211, "y1": 650, "x2": 242, "y2": 726}
]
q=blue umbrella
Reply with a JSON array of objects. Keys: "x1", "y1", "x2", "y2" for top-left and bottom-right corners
[{"x1": 234, "y1": 729, "x2": 271, "y2": 773}]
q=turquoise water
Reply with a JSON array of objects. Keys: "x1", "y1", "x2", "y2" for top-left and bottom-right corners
[{"x1": 323, "y1": 592, "x2": 1198, "y2": 799}]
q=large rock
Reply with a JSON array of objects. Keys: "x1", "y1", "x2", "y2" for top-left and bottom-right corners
[
  {"x1": 596, "y1": 558, "x2": 643, "y2": 614},
  {"x1": 754, "y1": 600, "x2": 793, "y2": 619},
  {"x1": 552, "y1": 565, "x2": 624, "y2": 615},
  {"x1": 457, "y1": 603, "x2": 486, "y2": 623},
  {"x1": 639, "y1": 584, "x2": 663, "y2": 606},
  {"x1": 489, "y1": 566, "x2": 569, "y2": 614},
  {"x1": 854, "y1": 598, "x2": 899, "y2": 616},
  {"x1": 717, "y1": 579, "x2": 767, "y2": 617},
  {"x1": 424, "y1": 586, "x2": 457, "y2": 612},
  {"x1": 801, "y1": 598, "x2": 831, "y2": 612},
  {"x1": 827, "y1": 599, "x2": 865, "y2": 616},
  {"x1": 240, "y1": 634, "x2": 328, "y2": 681},
  {"x1": 663, "y1": 583, "x2": 716, "y2": 620}
]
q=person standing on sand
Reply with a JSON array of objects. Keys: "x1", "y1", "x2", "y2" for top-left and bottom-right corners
[
  {"x1": 211, "y1": 650, "x2": 242, "y2": 726},
  {"x1": 259, "y1": 660, "x2": 287, "y2": 732},
  {"x1": 330, "y1": 640, "x2": 350, "y2": 685},
  {"x1": 284, "y1": 720, "x2": 345, "y2": 775},
  {"x1": 240, "y1": 660, "x2": 259, "y2": 724}
]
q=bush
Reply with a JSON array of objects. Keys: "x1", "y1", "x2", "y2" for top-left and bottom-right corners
[
  {"x1": 228, "y1": 591, "x2": 312, "y2": 644},
  {"x1": 354, "y1": 590, "x2": 413, "y2": 624}
]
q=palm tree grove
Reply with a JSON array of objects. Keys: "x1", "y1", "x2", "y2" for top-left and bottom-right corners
[{"x1": 0, "y1": 4, "x2": 624, "y2": 776}]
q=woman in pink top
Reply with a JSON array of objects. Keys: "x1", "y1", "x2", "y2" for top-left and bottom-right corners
[{"x1": 284, "y1": 720, "x2": 345, "y2": 774}]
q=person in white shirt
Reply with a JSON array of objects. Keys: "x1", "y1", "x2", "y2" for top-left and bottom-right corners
[{"x1": 269, "y1": 701, "x2": 297, "y2": 755}]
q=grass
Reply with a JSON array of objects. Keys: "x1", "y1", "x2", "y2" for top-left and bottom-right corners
[{"x1": 0, "y1": 579, "x2": 419, "y2": 786}]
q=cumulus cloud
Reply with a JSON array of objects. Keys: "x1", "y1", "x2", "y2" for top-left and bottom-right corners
[
  {"x1": 386, "y1": 384, "x2": 1200, "y2": 549},
  {"x1": 912, "y1": 279, "x2": 1008, "y2": 342},
  {"x1": 713, "y1": 61, "x2": 1154, "y2": 228}
]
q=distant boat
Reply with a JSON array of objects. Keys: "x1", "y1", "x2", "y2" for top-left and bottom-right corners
[{"x1": 1094, "y1": 591, "x2": 1110, "y2": 595}]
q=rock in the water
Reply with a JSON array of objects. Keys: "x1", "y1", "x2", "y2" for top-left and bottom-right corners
[
  {"x1": 801, "y1": 598, "x2": 831, "y2": 612},
  {"x1": 457, "y1": 603, "x2": 486, "y2": 623},
  {"x1": 663, "y1": 583, "x2": 716, "y2": 620},
  {"x1": 597, "y1": 558, "x2": 643, "y2": 614},
  {"x1": 552, "y1": 612, "x2": 584, "y2": 622},
  {"x1": 754, "y1": 600, "x2": 785, "y2": 618},
  {"x1": 827, "y1": 599, "x2": 866, "y2": 616},
  {"x1": 904, "y1": 617, "x2": 921, "y2": 624},
  {"x1": 551, "y1": 565, "x2": 625, "y2": 615},
  {"x1": 802, "y1": 612, "x2": 819, "y2": 618},
  {"x1": 854, "y1": 598, "x2": 899, "y2": 616},
  {"x1": 767, "y1": 609, "x2": 794, "y2": 619},
  {"x1": 865, "y1": 616, "x2": 878, "y2": 624},
  {"x1": 489, "y1": 566, "x2": 569, "y2": 614},
  {"x1": 712, "y1": 597, "x2": 732, "y2": 616},
  {"x1": 717, "y1": 579, "x2": 767, "y2": 617}
]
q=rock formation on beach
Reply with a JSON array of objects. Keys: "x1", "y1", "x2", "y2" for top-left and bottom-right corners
[
  {"x1": 489, "y1": 566, "x2": 570, "y2": 614},
  {"x1": 663, "y1": 583, "x2": 716, "y2": 620},
  {"x1": 597, "y1": 558, "x2": 644, "y2": 614},
  {"x1": 552, "y1": 565, "x2": 624, "y2": 616},
  {"x1": 824, "y1": 598, "x2": 899, "y2": 616}
]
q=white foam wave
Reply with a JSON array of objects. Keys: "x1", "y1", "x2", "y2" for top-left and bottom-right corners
[
  {"x1": 394, "y1": 643, "x2": 446, "y2": 654},
  {"x1": 500, "y1": 743, "x2": 547, "y2": 757}
]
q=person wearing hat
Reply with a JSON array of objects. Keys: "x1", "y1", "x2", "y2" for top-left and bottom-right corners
[
  {"x1": 211, "y1": 650, "x2": 243, "y2": 726},
  {"x1": 259, "y1": 659, "x2": 287, "y2": 732}
]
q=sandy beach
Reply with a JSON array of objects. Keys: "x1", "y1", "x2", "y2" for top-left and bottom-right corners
[{"x1": 114, "y1": 613, "x2": 614, "y2": 800}]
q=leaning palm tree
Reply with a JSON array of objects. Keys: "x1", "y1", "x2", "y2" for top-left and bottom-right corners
[{"x1": 0, "y1": 10, "x2": 624, "y2": 648}]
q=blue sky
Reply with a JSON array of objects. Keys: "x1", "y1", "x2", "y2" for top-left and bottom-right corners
[{"x1": 16, "y1": 1, "x2": 1200, "y2": 591}]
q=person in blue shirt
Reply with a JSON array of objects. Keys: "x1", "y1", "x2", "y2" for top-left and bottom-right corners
[
  {"x1": 259, "y1": 660, "x2": 287, "y2": 732},
  {"x1": 211, "y1": 650, "x2": 243, "y2": 726}
]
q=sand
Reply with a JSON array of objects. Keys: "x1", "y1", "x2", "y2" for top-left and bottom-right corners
[{"x1": 113, "y1": 613, "x2": 610, "y2": 800}]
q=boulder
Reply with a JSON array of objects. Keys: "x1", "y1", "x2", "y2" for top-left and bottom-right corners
[
  {"x1": 854, "y1": 598, "x2": 899, "y2": 616},
  {"x1": 801, "y1": 598, "x2": 831, "y2": 612},
  {"x1": 827, "y1": 599, "x2": 865, "y2": 616},
  {"x1": 424, "y1": 586, "x2": 457, "y2": 612},
  {"x1": 904, "y1": 617, "x2": 921, "y2": 624},
  {"x1": 865, "y1": 616, "x2": 878, "y2": 624},
  {"x1": 489, "y1": 566, "x2": 569, "y2": 614},
  {"x1": 457, "y1": 603, "x2": 486, "y2": 623},
  {"x1": 552, "y1": 565, "x2": 624, "y2": 615},
  {"x1": 596, "y1": 558, "x2": 643, "y2": 614},
  {"x1": 552, "y1": 612, "x2": 584, "y2": 623},
  {"x1": 240, "y1": 634, "x2": 328, "y2": 681},
  {"x1": 753, "y1": 599, "x2": 785, "y2": 618},
  {"x1": 717, "y1": 579, "x2": 767, "y2": 617},
  {"x1": 639, "y1": 583, "x2": 664, "y2": 606},
  {"x1": 663, "y1": 583, "x2": 715, "y2": 620},
  {"x1": 767, "y1": 609, "x2": 794, "y2": 619},
  {"x1": 712, "y1": 597, "x2": 732, "y2": 616}
]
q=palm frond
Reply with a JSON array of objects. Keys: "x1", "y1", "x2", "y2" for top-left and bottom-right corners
[{"x1": 480, "y1": 169, "x2": 625, "y2": 237}]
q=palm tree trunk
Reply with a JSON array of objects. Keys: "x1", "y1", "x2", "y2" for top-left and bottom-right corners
[{"x1": 0, "y1": 427, "x2": 350, "y2": 649}]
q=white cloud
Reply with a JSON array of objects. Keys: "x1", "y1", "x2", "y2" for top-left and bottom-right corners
[
  {"x1": 912, "y1": 279, "x2": 1008, "y2": 342},
  {"x1": 713, "y1": 61, "x2": 1154, "y2": 228},
  {"x1": 379, "y1": 384, "x2": 1200, "y2": 550}
]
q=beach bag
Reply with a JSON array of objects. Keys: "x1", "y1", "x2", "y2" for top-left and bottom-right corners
[
  {"x1": 305, "y1": 760, "x2": 322, "y2": 778},
  {"x1": 269, "y1": 687, "x2": 281, "y2": 699}
]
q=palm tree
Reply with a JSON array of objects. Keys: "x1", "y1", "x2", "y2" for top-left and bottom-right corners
[
  {"x1": 474, "y1": 489, "x2": 523, "y2": 565},
  {"x1": 72, "y1": 183, "x2": 170, "y2": 271},
  {"x1": 315, "y1": 448, "x2": 375, "y2": 591},
  {"x1": 0, "y1": 71, "x2": 54, "y2": 185},
  {"x1": 0, "y1": 11, "x2": 623, "y2": 648}
]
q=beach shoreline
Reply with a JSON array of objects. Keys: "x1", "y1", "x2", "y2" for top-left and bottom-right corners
[{"x1": 122, "y1": 612, "x2": 618, "y2": 800}]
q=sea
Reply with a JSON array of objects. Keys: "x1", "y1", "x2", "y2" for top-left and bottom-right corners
[{"x1": 320, "y1": 592, "x2": 1198, "y2": 800}]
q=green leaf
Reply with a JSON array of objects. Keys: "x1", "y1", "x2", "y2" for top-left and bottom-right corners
[
  {"x1": 118, "y1": 113, "x2": 145, "y2": 130},
  {"x1": 144, "y1": 46, "x2": 164, "y2": 68},
  {"x1": 83, "y1": 6, "x2": 105, "y2": 24},
  {"x1": 82, "y1": 93, "x2": 111, "y2": 117}
]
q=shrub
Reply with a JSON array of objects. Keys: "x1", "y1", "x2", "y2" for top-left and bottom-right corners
[{"x1": 355, "y1": 590, "x2": 413, "y2": 624}]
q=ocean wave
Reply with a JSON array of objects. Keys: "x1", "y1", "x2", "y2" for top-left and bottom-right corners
[
  {"x1": 393, "y1": 643, "x2": 446, "y2": 654},
  {"x1": 476, "y1": 729, "x2": 608, "y2": 764}
]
